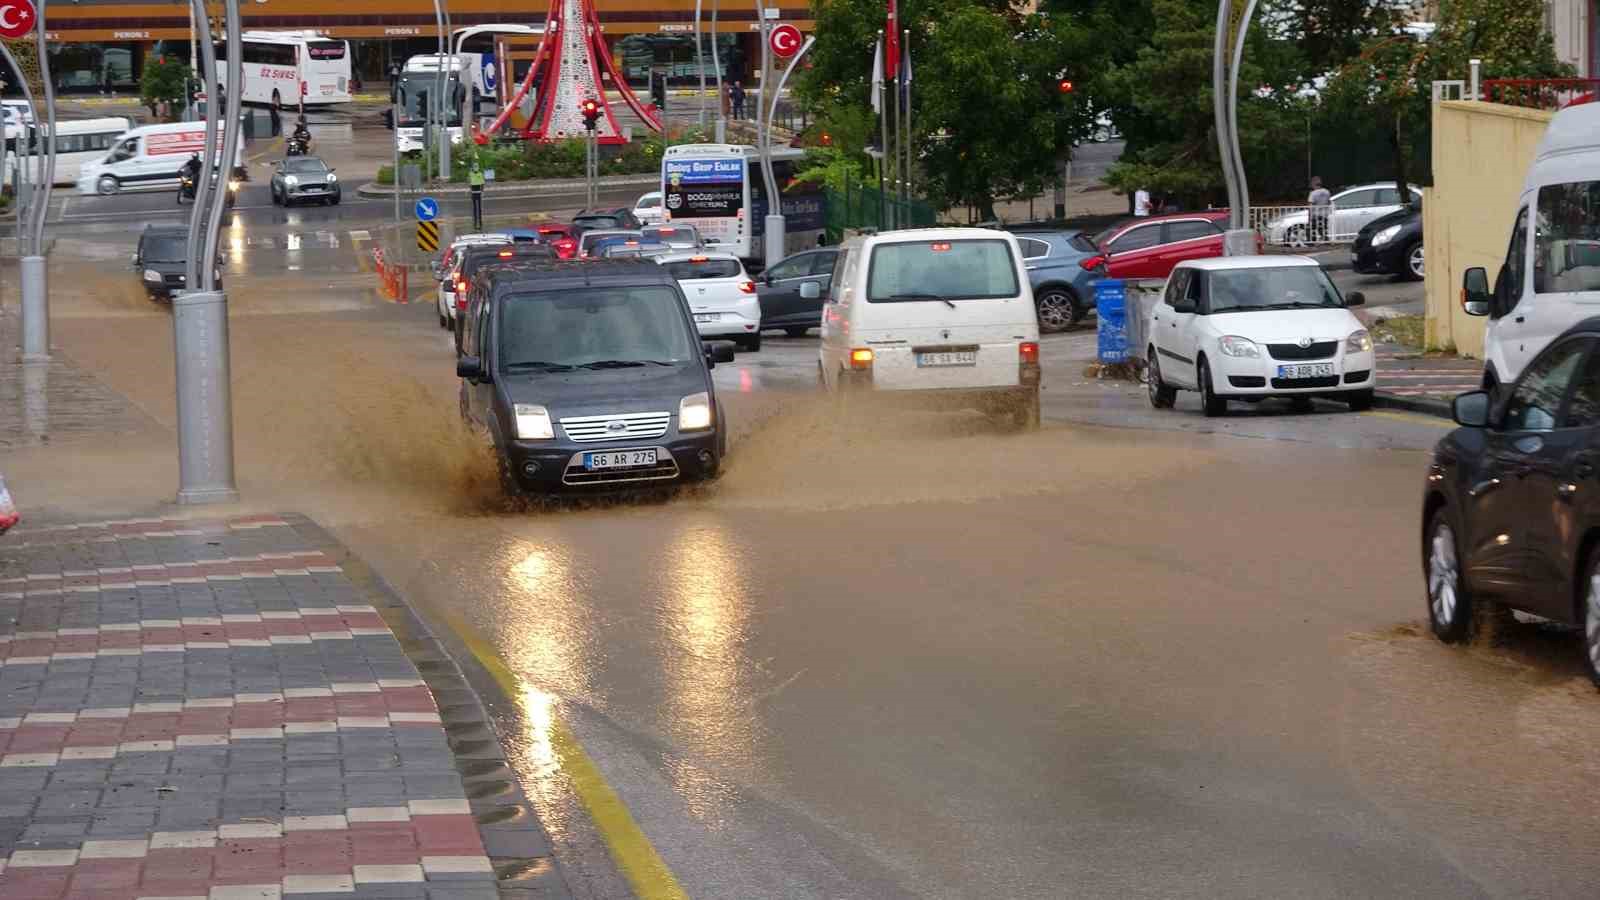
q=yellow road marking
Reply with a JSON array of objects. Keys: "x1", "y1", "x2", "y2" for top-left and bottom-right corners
[
  {"x1": 438, "y1": 609, "x2": 690, "y2": 900},
  {"x1": 1365, "y1": 410, "x2": 1451, "y2": 427}
]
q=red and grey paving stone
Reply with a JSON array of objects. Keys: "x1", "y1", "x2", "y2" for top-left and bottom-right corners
[
  {"x1": 1375, "y1": 344, "x2": 1484, "y2": 410},
  {"x1": 0, "y1": 514, "x2": 569, "y2": 899}
]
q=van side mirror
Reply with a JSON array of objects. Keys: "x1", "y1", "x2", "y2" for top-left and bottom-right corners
[
  {"x1": 1461, "y1": 267, "x2": 1491, "y2": 316},
  {"x1": 1171, "y1": 298, "x2": 1196, "y2": 314},
  {"x1": 456, "y1": 356, "x2": 487, "y2": 382},
  {"x1": 1452, "y1": 390, "x2": 1490, "y2": 428},
  {"x1": 799, "y1": 282, "x2": 821, "y2": 300},
  {"x1": 1345, "y1": 291, "x2": 1365, "y2": 307},
  {"x1": 704, "y1": 341, "x2": 736, "y2": 365}
]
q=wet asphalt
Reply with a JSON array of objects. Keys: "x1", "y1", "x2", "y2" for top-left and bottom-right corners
[{"x1": 5, "y1": 184, "x2": 1597, "y2": 900}]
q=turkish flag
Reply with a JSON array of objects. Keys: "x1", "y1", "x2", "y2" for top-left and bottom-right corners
[{"x1": 885, "y1": 0, "x2": 899, "y2": 81}]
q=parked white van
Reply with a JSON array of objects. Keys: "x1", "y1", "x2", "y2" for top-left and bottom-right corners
[
  {"x1": 4, "y1": 117, "x2": 133, "y2": 186},
  {"x1": 819, "y1": 228, "x2": 1041, "y2": 428},
  {"x1": 74, "y1": 122, "x2": 243, "y2": 196},
  {"x1": 1463, "y1": 101, "x2": 1600, "y2": 389}
]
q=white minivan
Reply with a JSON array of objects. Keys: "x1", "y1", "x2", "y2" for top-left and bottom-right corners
[
  {"x1": 1463, "y1": 102, "x2": 1600, "y2": 390},
  {"x1": 819, "y1": 228, "x2": 1041, "y2": 427},
  {"x1": 75, "y1": 122, "x2": 243, "y2": 196}
]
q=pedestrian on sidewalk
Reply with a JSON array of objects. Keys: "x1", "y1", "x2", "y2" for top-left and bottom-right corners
[
  {"x1": 1309, "y1": 176, "x2": 1332, "y2": 243},
  {"x1": 469, "y1": 154, "x2": 486, "y2": 231},
  {"x1": 388, "y1": 61, "x2": 401, "y2": 103},
  {"x1": 731, "y1": 81, "x2": 747, "y2": 120},
  {"x1": 1134, "y1": 188, "x2": 1152, "y2": 217}
]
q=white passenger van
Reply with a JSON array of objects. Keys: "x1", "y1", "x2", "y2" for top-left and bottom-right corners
[
  {"x1": 819, "y1": 228, "x2": 1042, "y2": 428},
  {"x1": 75, "y1": 122, "x2": 243, "y2": 196},
  {"x1": 3, "y1": 117, "x2": 133, "y2": 186},
  {"x1": 1463, "y1": 101, "x2": 1600, "y2": 390}
]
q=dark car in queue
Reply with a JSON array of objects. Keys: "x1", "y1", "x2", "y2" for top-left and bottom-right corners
[
  {"x1": 756, "y1": 247, "x2": 837, "y2": 337},
  {"x1": 571, "y1": 208, "x2": 643, "y2": 232},
  {"x1": 455, "y1": 259, "x2": 735, "y2": 495},
  {"x1": 1351, "y1": 200, "x2": 1424, "y2": 281},
  {"x1": 135, "y1": 224, "x2": 222, "y2": 301},
  {"x1": 450, "y1": 242, "x2": 556, "y2": 352},
  {"x1": 1421, "y1": 317, "x2": 1600, "y2": 685},
  {"x1": 269, "y1": 156, "x2": 341, "y2": 207},
  {"x1": 1011, "y1": 230, "x2": 1102, "y2": 333}
]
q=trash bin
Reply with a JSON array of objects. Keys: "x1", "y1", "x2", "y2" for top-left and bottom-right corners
[{"x1": 1094, "y1": 278, "x2": 1128, "y2": 364}]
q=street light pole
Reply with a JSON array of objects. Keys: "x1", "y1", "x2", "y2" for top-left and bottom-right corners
[
  {"x1": 172, "y1": 0, "x2": 241, "y2": 504},
  {"x1": 15, "y1": 1, "x2": 59, "y2": 363},
  {"x1": 1212, "y1": 0, "x2": 1257, "y2": 255},
  {"x1": 761, "y1": 36, "x2": 811, "y2": 266},
  {"x1": 695, "y1": 0, "x2": 706, "y2": 129},
  {"x1": 711, "y1": 0, "x2": 724, "y2": 142}
]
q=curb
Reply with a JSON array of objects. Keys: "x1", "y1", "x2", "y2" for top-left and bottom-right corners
[
  {"x1": 356, "y1": 173, "x2": 657, "y2": 199},
  {"x1": 1374, "y1": 391, "x2": 1451, "y2": 418}
]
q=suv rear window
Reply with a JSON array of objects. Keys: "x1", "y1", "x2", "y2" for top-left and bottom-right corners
[
  {"x1": 867, "y1": 239, "x2": 1019, "y2": 302},
  {"x1": 662, "y1": 258, "x2": 742, "y2": 280}
]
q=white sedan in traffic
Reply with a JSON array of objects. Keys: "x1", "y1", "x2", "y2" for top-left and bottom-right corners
[
  {"x1": 1145, "y1": 256, "x2": 1375, "y2": 416},
  {"x1": 633, "y1": 191, "x2": 665, "y2": 226},
  {"x1": 1265, "y1": 182, "x2": 1421, "y2": 246},
  {"x1": 655, "y1": 251, "x2": 762, "y2": 351}
]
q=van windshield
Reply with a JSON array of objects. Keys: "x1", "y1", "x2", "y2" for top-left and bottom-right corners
[
  {"x1": 498, "y1": 286, "x2": 697, "y2": 370},
  {"x1": 867, "y1": 239, "x2": 1019, "y2": 302},
  {"x1": 1536, "y1": 181, "x2": 1600, "y2": 294},
  {"x1": 142, "y1": 236, "x2": 187, "y2": 263}
]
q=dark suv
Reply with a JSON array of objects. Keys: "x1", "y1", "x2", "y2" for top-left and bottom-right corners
[
  {"x1": 134, "y1": 224, "x2": 222, "y2": 301},
  {"x1": 456, "y1": 259, "x2": 735, "y2": 495}
]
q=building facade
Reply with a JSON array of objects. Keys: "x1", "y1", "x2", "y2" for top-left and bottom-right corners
[
  {"x1": 17, "y1": 0, "x2": 811, "y2": 93},
  {"x1": 1547, "y1": 0, "x2": 1595, "y2": 76}
]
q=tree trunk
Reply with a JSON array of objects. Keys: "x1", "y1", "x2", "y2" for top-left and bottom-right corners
[
  {"x1": 1391, "y1": 107, "x2": 1410, "y2": 205},
  {"x1": 978, "y1": 196, "x2": 996, "y2": 222}
]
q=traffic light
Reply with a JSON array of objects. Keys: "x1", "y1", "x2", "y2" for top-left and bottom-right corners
[
  {"x1": 1057, "y1": 79, "x2": 1075, "y2": 94},
  {"x1": 580, "y1": 98, "x2": 600, "y2": 131}
]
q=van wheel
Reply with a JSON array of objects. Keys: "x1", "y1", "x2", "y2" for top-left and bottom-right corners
[{"x1": 97, "y1": 175, "x2": 119, "y2": 196}]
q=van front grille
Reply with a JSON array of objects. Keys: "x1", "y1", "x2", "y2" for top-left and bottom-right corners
[{"x1": 559, "y1": 412, "x2": 672, "y2": 444}]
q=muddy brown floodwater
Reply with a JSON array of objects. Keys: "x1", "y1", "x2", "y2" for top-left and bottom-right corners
[{"x1": 8, "y1": 269, "x2": 1600, "y2": 898}]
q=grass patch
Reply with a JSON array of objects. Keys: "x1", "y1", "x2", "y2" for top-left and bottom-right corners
[{"x1": 1373, "y1": 314, "x2": 1424, "y2": 349}]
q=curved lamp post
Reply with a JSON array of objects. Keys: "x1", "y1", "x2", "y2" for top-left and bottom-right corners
[{"x1": 1212, "y1": 0, "x2": 1258, "y2": 253}]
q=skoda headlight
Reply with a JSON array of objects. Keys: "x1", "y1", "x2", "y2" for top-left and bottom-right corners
[
  {"x1": 513, "y1": 403, "x2": 554, "y2": 440},
  {"x1": 285, "y1": 175, "x2": 299, "y2": 187},
  {"x1": 1346, "y1": 329, "x2": 1373, "y2": 353},
  {"x1": 142, "y1": 269, "x2": 162, "y2": 282},
  {"x1": 679, "y1": 392, "x2": 713, "y2": 431},
  {"x1": 1219, "y1": 335, "x2": 1260, "y2": 358},
  {"x1": 1370, "y1": 224, "x2": 1402, "y2": 247}
]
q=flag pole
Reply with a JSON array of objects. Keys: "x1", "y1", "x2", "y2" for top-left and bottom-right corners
[
  {"x1": 872, "y1": 33, "x2": 886, "y2": 229},
  {"x1": 888, "y1": 55, "x2": 899, "y2": 229},
  {"x1": 901, "y1": 28, "x2": 910, "y2": 221}
]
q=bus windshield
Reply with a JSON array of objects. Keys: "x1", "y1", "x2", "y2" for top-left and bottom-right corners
[{"x1": 396, "y1": 72, "x2": 463, "y2": 127}]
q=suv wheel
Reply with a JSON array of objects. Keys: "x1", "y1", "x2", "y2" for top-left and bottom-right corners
[
  {"x1": 1404, "y1": 241, "x2": 1425, "y2": 281},
  {"x1": 1035, "y1": 289, "x2": 1078, "y2": 334},
  {"x1": 1426, "y1": 508, "x2": 1472, "y2": 642},
  {"x1": 1583, "y1": 549, "x2": 1600, "y2": 687}
]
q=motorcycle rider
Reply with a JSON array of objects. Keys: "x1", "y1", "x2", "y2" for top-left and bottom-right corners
[
  {"x1": 178, "y1": 152, "x2": 201, "y2": 200},
  {"x1": 289, "y1": 116, "x2": 311, "y2": 154}
]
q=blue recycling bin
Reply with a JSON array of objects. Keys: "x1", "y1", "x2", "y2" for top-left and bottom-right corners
[{"x1": 1094, "y1": 279, "x2": 1128, "y2": 364}]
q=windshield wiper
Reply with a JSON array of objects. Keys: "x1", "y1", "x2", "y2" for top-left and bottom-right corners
[
  {"x1": 504, "y1": 361, "x2": 574, "y2": 372},
  {"x1": 888, "y1": 292, "x2": 958, "y2": 308},
  {"x1": 575, "y1": 359, "x2": 648, "y2": 369}
]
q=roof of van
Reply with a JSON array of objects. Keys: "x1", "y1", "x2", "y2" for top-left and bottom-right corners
[
  {"x1": 1536, "y1": 102, "x2": 1600, "y2": 162},
  {"x1": 480, "y1": 259, "x2": 675, "y2": 294},
  {"x1": 843, "y1": 227, "x2": 1021, "y2": 248}
]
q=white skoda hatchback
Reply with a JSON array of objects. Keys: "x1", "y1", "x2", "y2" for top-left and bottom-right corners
[{"x1": 1145, "y1": 256, "x2": 1376, "y2": 416}]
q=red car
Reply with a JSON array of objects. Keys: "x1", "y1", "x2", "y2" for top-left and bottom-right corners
[
  {"x1": 1080, "y1": 211, "x2": 1254, "y2": 281},
  {"x1": 533, "y1": 223, "x2": 579, "y2": 259}
]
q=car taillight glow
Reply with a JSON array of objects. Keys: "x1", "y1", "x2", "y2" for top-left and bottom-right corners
[
  {"x1": 555, "y1": 239, "x2": 576, "y2": 258},
  {"x1": 498, "y1": 249, "x2": 514, "y2": 257},
  {"x1": 739, "y1": 280, "x2": 756, "y2": 294},
  {"x1": 849, "y1": 348, "x2": 874, "y2": 369},
  {"x1": 1079, "y1": 254, "x2": 1106, "y2": 271},
  {"x1": 1019, "y1": 342, "x2": 1039, "y2": 364},
  {"x1": 690, "y1": 255, "x2": 708, "y2": 263}
]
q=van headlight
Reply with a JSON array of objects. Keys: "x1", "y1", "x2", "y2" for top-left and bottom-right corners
[
  {"x1": 143, "y1": 269, "x2": 162, "y2": 282},
  {"x1": 1218, "y1": 335, "x2": 1260, "y2": 358},
  {"x1": 679, "y1": 392, "x2": 713, "y2": 431},
  {"x1": 513, "y1": 403, "x2": 554, "y2": 440},
  {"x1": 1369, "y1": 224, "x2": 1402, "y2": 247},
  {"x1": 1346, "y1": 329, "x2": 1373, "y2": 353}
]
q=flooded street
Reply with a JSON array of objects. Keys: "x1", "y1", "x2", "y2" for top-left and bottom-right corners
[{"x1": 6, "y1": 228, "x2": 1600, "y2": 899}]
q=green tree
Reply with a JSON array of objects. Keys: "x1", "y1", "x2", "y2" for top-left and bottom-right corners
[
  {"x1": 141, "y1": 56, "x2": 189, "y2": 121},
  {"x1": 800, "y1": 0, "x2": 1102, "y2": 217}
]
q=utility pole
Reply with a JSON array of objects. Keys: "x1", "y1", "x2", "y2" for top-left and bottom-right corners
[
  {"x1": 761, "y1": 35, "x2": 813, "y2": 266},
  {"x1": 1213, "y1": 0, "x2": 1257, "y2": 255},
  {"x1": 695, "y1": 0, "x2": 706, "y2": 129},
  {"x1": 711, "y1": 0, "x2": 724, "y2": 142},
  {"x1": 2, "y1": 2, "x2": 59, "y2": 364},
  {"x1": 172, "y1": 0, "x2": 242, "y2": 504}
]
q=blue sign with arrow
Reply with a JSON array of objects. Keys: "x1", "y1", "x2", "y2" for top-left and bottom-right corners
[{"x1": 414, "y1": 197, "x2": 439, "y2": 222}]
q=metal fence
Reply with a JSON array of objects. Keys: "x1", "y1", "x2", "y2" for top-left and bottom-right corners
[
  {"x1": 824, "y1": 178, "x2": 937, "y2": 241},
  {"x1": 1233, "y1": 205, "x2": 1363, "y2": 247},
  {"x1": 1484, "y1": 78, "x2": 1600, "y2": 111}
]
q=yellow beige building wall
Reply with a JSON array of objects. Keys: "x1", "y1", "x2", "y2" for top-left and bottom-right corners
[{"x1": 1425, "y1": 100, "x2": 1552, "y2": 355}]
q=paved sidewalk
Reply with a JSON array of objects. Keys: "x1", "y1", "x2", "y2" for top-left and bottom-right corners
[
  {"x1": 0, "y1": 513, "x2": 569, "y2": 899},
  {"x1": 1374, "y1": 343, "x2": 1481, "y2": 415}
]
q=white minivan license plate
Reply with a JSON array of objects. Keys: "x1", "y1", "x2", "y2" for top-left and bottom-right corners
[
  {"x1": 1277, "y1": 363, "x2": 1336, "y2": 379},
  {"x1": 583, "y1": 449, "x2": 658, "y2": 470},
  {"x1": 917, "y1": 350, "x2": 977, "y2": 367}
]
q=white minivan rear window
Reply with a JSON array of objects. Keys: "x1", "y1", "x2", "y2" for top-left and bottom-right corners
[{"x1": 867, "y1": 239, "x2": 1019, "y2": 302}]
